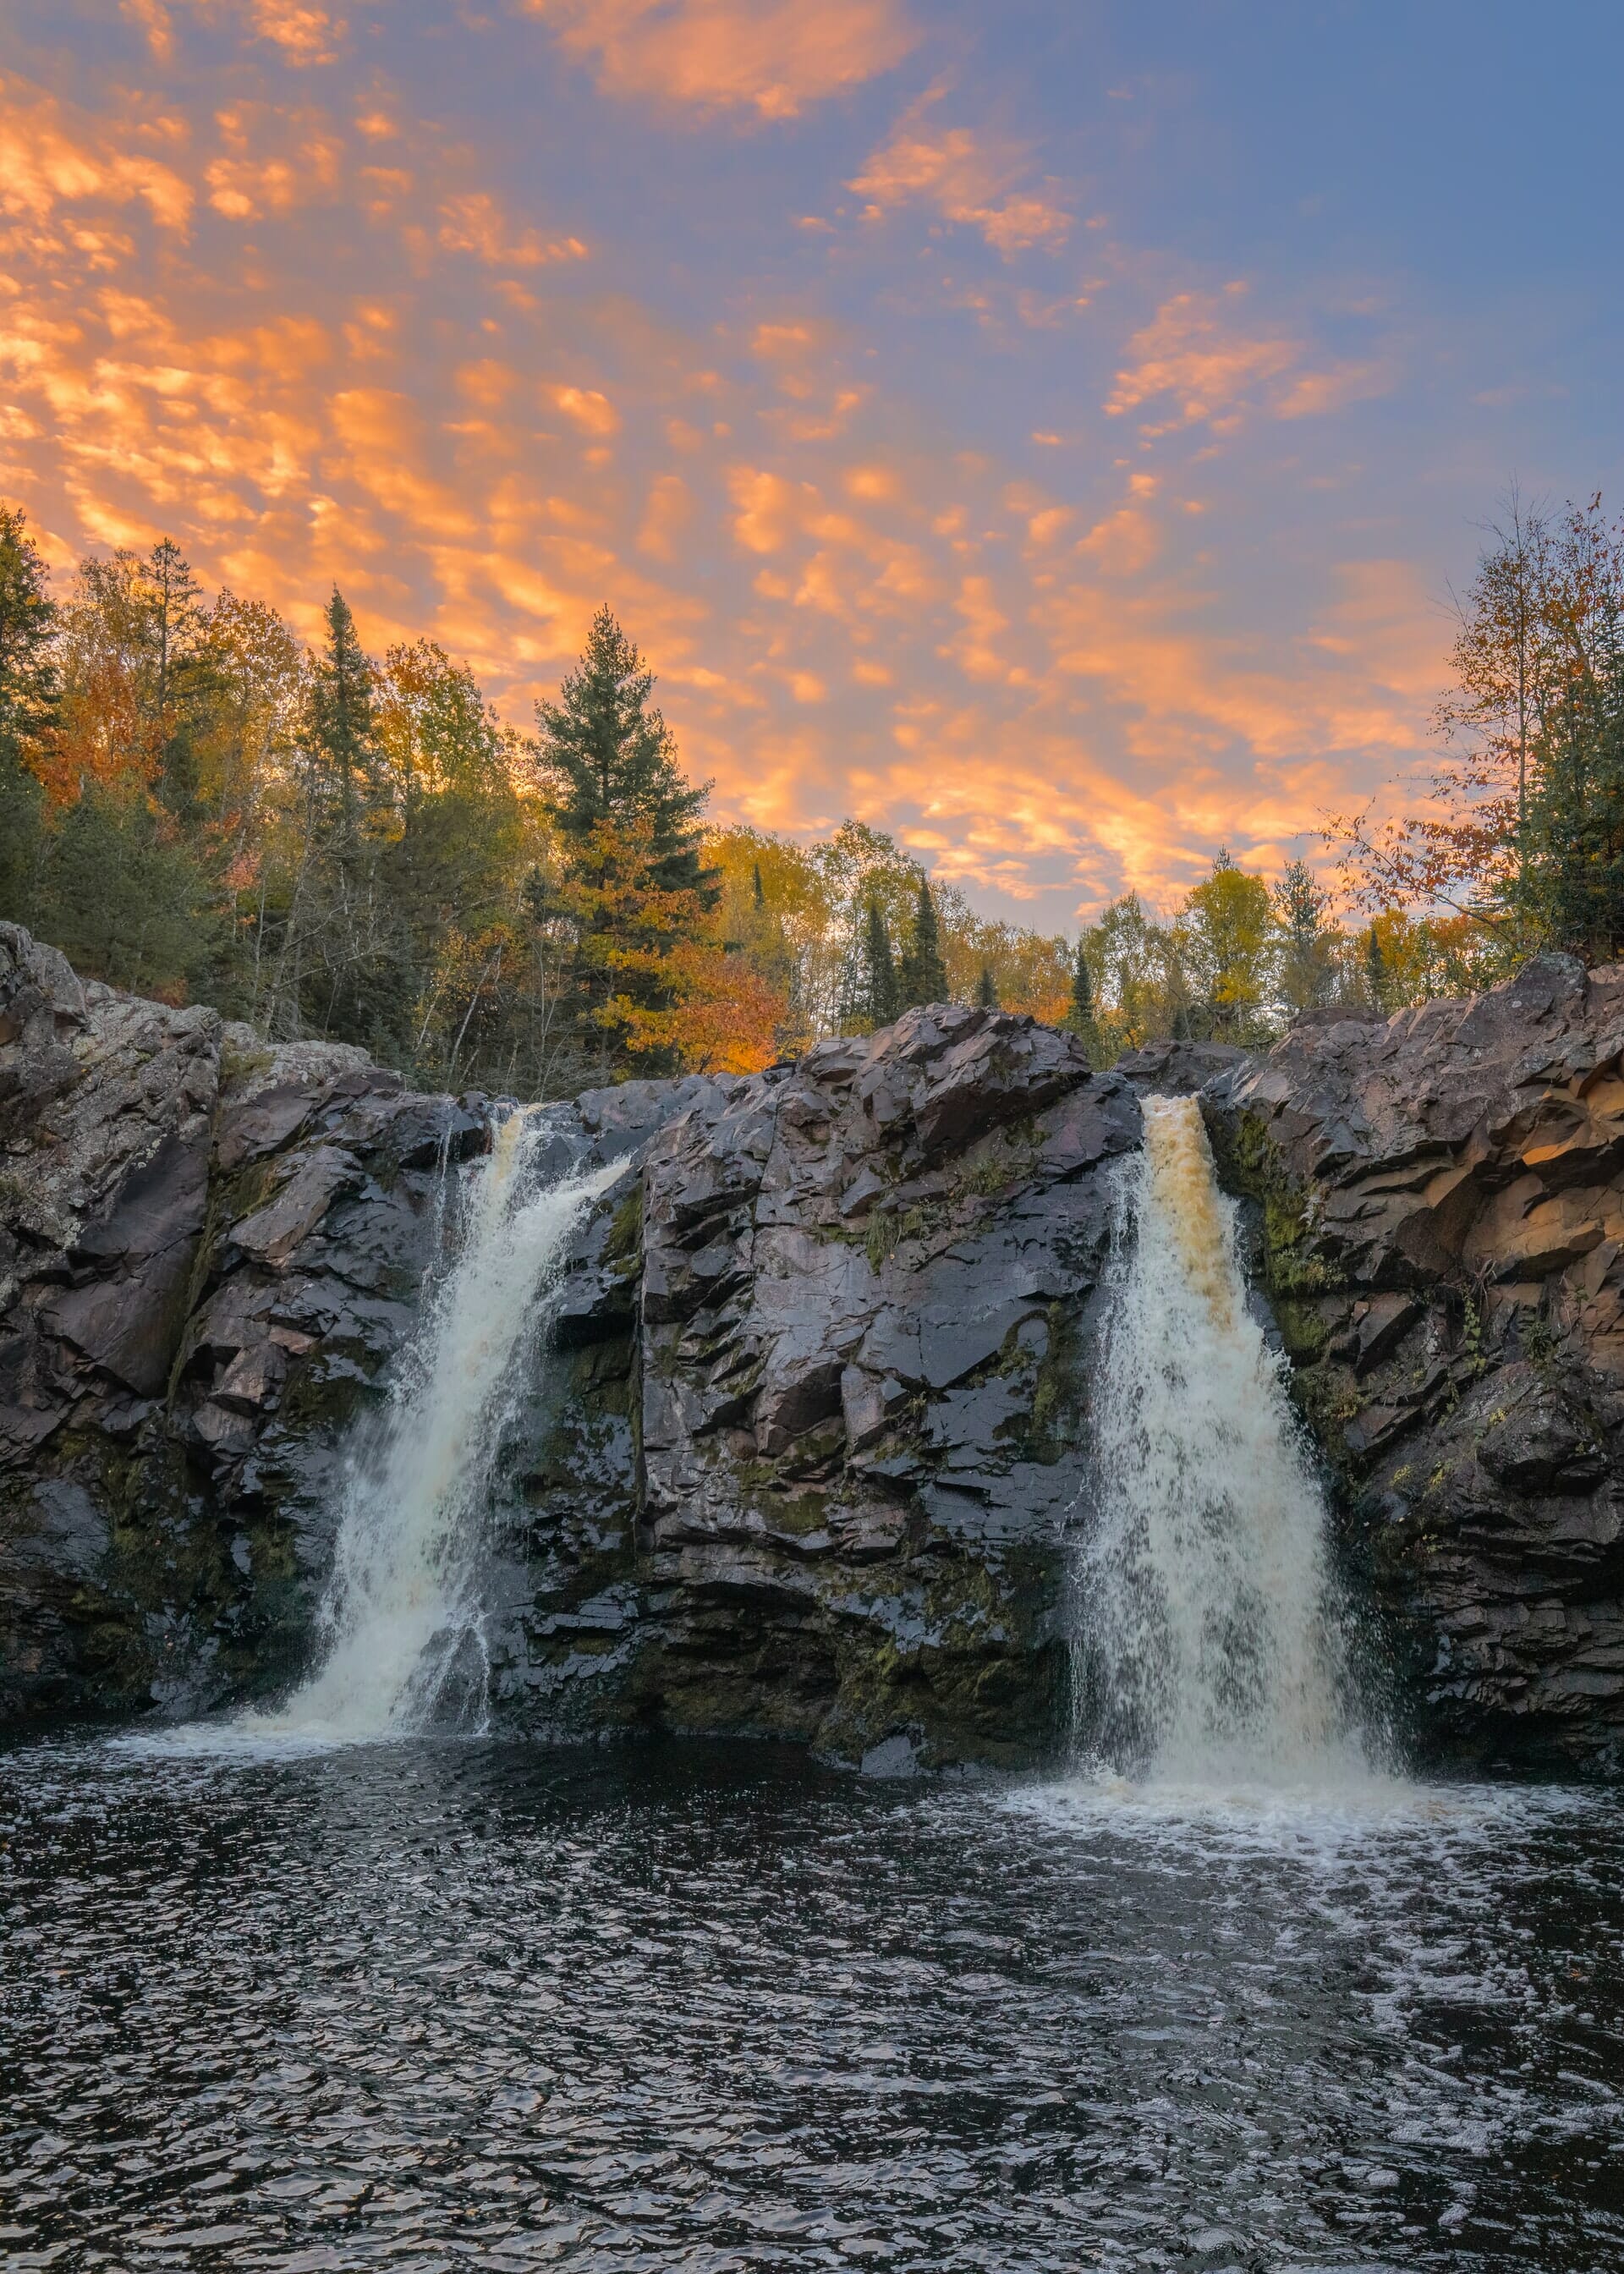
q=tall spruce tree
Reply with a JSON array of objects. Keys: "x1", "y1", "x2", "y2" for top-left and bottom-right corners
[
  {"x1": 976, "y1": 961, "x2": 999, "y2": 1008},
  {"x1": 0, "y1": 507, "x2": 56, "y2": 914},
  {"x1": 1275, "y1": 857, "x2": 1334, "y2": 1017},
  {"x1": 863, "y1": 898, "x2": 900, "y2": 1030},
  {"x1": 533, "y1": 608, "x2": 716, "y2": 1082},
  {"x1": 898, "y1": 875, "x2": 948, "y2": 1007},
  {"x1": 1364, "y1": 924, "x2": 1388, "y2": 1013},
  {"x1": 310, "y1": 586, "x2": 379, "y2": 854},
  {"x1": 535, "y1": 606, "x2": 712, "y2": 898},
  {"x1": 1063, "y1": 937, "x2": 1105, "y2": 1062}
]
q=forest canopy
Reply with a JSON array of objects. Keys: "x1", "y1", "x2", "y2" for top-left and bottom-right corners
[{"x1": 0, "y1": 492, "x2": 1609, "y2": 1096}]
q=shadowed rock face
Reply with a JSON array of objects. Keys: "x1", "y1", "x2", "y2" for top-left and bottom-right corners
[
  {"x1": 0, "y1": 921, "x2": 490, "y2": 1719},
  {"x1": 1205, "y1": 957, "x2": 1624, "y2": 1776},
  {"x1": 508, "y1": 1007, "x2": 1153, "y2": 1769},
  {"x1": 14, "y1": 915, "x2": 1624, "y2": 1777},
  {"x1": 2, "y1": 926, "x2": 1180, "y2": 1764}
]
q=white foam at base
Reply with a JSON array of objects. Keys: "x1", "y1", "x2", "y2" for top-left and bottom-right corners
[
  {"x1": 1078, "y1": 1093, "x2": 1378, "y2": 1788},
  {"x1": 127, "y1": 1115, "x2": 621, "y2": 1755}
]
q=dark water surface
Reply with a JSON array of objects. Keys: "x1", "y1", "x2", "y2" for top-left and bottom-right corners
[{"x1": 2, "y1": 1738, "x2": 1621, "y2": 2272}]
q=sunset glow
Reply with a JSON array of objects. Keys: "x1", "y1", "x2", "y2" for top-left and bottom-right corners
[{"x1": 3, "y1": 1, "x2": 1617, "y2": 927}]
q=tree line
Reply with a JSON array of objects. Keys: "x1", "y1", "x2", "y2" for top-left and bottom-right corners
[{"x1": 0, "y1": 487, "x2": 1615, "y2": 1096}]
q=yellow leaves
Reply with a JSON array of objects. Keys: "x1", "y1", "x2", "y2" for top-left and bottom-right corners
[
  {"x1": 606, "y1": 942, "x2": 787, "y2": 1075},
  {"x1": 573, "y1": 815, "x2": 789, "y2": 1074}
]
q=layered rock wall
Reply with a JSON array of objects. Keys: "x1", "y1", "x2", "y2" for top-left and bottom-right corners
[
  {"x1": 12, "y1": 915, "x2": 1624, "y2": 1776},
  {"x1": 500, "y1": 1010, "x2": 1148, "y2": 1766},
  {"x1": 1206, "y1": 957, "x2": 1624, "y2": 1773}
]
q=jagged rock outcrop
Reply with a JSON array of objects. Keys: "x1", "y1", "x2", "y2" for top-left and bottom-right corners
[
  {"x1": 0, "y1": 921, "x2": 491, "y2": 1716},
  {"x1": 14, "y1": 914, "x2": 1624, "y2": 1777},
  {"x1": 1207, "y1": 957, "x2": 1624, "y2": 1774},
  {"x1": 1, "y1": 926, "x2": 1158, "y2": 1764},
  {"x1": 496, "y1": 1008, "x2": 1154, "y2": 1766}
]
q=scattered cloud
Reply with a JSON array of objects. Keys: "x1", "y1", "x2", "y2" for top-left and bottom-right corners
[
  {"x1": 0, "y1": 75, "x2": 193, "y2": 233},
  {"x1": 524, "y1": 0, "x2": 915, "y2": 118},
  {"x1": 437, "y1": 192, "x2": 588, "y2": 269},
  {"x1": 1106, "y1": 283, "x2": 1395, "y2": 433},
  {"x1": 849, "y1": 94, "x2": 1071, "y2": 254}
]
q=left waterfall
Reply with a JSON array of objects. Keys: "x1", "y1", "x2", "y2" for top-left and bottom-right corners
[{"x1": 248, "y1": 1110, "x2": 619, "y2": 1744}]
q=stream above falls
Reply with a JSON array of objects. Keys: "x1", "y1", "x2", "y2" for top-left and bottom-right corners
[{"x1": 3, "y1": 1735, "x2": 1621, "y2": 2273}]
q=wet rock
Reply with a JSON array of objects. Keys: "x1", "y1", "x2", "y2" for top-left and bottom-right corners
[
  {"x1": 0, "y1": 927, "x2": 467, "y2": 1722},
  {"x1": 1205, "y1": 955, "x2": 1624, "y2": 1773}
]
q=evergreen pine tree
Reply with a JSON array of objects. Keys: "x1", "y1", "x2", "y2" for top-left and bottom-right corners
[
  {"x1": 897, "y1": 875, "x2": 948, "y2": 1007},
  {"x1": 864, "y1": 898, "x2": 900, "y2": 1029},
  {"x1": 535, "y1": 606, "x2": 713, "y2": 899},
  {"x1": 310, "y1": 586, "x2": 379, "y2": 854},
  {"x1": 0, "y1": 507, "x2": 56, "y2": 916},
  {"x1": 1275, "y1": 857, "x2": 1333, "y2": 1017},
  {"x1": 532, "y1": 609, "x2": 719, "y2": 1082},
  {"x1": 145, "y1": 539, "x2": 207, "y2": 825},
  {"x1": 976, "y1": 961, "x2": 998, "y2": 1008},
  {"x1": 1062, "y1": 937, "x2": 1106, "y2": 1062},
  {"x1": 752, "y1": 860, "x2": 765, "y2": 910}
]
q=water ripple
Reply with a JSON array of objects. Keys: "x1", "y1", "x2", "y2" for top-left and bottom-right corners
[{"x1": 2, "y1": 1738, "x2": 1621, "y2": 2271}]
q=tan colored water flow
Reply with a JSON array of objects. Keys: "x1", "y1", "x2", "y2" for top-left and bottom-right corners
[{"x1": 1079, "y1": 1094, "x2": 1369, "y2": 1786}]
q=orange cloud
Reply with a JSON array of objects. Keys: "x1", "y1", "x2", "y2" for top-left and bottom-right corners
[
  {"x1": 1106, "y1": 283, "x2": 1395, "y2": 432},
  {"x1": 1106, "y1": 285, "x2": 1298, "y2": 426},
  {"x1": 550, "y1": 384, "x2": 621, "y2": 437},
  {"x1": 437, "y1": 192, "x2": 588, "y2": 269},
  {"x1": 0, "y1": 76, "x2": 193, "y2": 233},
  {"x1": 637, "y1": 471, "x2": 691, "y2": 560},
  {"x1": 525, "y1": 0, "x2": 915, "y2": 118},
  {"x1": 243, "y1": 0, "x2": 345, "y2": 66},
  {"x1": 206, "y1": 107, "x2": 343, "y2": 218},
  {"x1": 849, "y1": 99, "x2": 1071, "y2": 254}
]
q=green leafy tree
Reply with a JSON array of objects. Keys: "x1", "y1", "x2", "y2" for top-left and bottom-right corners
[
  {"x1": 1275, "y1": 857, "x2": 1335, "y2": 1018},
  {"x1": 34, "y1": 784, "x2": 214, "y2": 1002},
  {"x1": 1511, "y1": 503, "x2": 1624, "y2": 961},
  {"x1": 0, "y1": 506, "x2": 56, "y2": 914},
  {"x1": 898, "y1": 874, "x2": 948, "y2": 1007},
  {"x1": 1177, "y1": 849, "x2": 1277, "y2": 1043}
]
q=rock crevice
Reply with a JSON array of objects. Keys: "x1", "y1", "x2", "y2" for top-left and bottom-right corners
[{"x1": 1205, "y1": 955, "x2": 1624, "y2": 1773}]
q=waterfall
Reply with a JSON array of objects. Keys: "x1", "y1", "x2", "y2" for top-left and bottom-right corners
[
  {"x1": 1078, "y1": 1093, "x2": 1368, "y2": 1787},
  {"x1": 250, "y1": 1111, "x2": 620, "y2": 1744}
]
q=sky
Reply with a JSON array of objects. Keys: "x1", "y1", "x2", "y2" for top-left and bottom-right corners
[{"x1": 3, "y1": 1, "x2": 1621, "y2": 931}]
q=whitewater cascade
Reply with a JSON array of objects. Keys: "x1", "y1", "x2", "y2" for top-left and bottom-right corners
[
  {"x1": 251, "y1": 1110, "x2": 619, "y2": 1743},
  {"x1": 1079, "y1": 1093, "x2": 1364, "y2": 1785}
]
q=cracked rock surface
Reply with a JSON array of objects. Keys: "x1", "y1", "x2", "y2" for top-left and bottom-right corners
[
  {"x1": 1, "y1": 926, "x2": 1160, "y2": 1764},
  {"x1": 16, "y1": 915, "x2": 1624, "y2": 1777},
  {"x1": 491, "y1": 1007, "x2": 1160, "y2": 1767},
  {"x1": 1206, "y1": 955, "x2": 1624, "y2": 1773}
]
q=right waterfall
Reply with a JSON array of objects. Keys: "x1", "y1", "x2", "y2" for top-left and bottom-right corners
[{"x1": 1078, "y1": 1092, "x2": 1374, "y2": 1786}]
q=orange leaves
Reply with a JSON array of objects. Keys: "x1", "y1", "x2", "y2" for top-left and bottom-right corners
[
  {"x1": 569, "y1": 814, "x2": 788, "y2": 1074},
  {"x1": 606, "y1": 939, "x2": 787, "y2": 1074}
]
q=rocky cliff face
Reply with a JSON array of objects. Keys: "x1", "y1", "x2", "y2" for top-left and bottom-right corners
[
  {"x1": 497, "y1": 1009, "x2": 1166, "y2": 1768},
  {"x1": 1207, "y1": 956, "x2": 1624, "y2": 1775},
  {"x1": 0, "y1": 922, "x2": 489, "y2": 1718},
  {"x1": 0, "y1": 925, "x2": 1165, "y2": 1765},
  {"x1": 10, "y1": 918, "x2": 1624, "y2": 1777}
]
